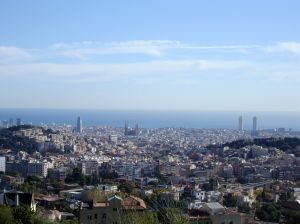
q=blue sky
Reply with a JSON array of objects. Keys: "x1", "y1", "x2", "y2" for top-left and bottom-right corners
[{"x1": 0, "y1": 0, "x2": 300, "y2": 111}]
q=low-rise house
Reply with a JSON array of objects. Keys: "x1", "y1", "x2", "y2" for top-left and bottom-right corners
[
  {"x1": 0, "y1": 191, "x2": 36, "y2": 211},
  {"x1": 98, "y1": 184, "x2": 118, "y2": 194},
  {"x1": 193, "y1": 190, "x2": 221, "y2": 203},
  {"x1": 202, "y1": 202, "x2": 225, "y2": 215},
  {"x1": 79, "y1": 195, "x2": 146, "y2": 224},
  {"x1": 0, "y1": 175, "x2": 24, "y2": 189},
  {"x1": 194, "y1": 203, "x2": 253, "y2": 224}
]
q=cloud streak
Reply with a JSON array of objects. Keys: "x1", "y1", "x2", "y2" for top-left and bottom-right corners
[
  {"x1": 51, "y1": 40, "x2": 185, "y2": 58},
  {"x1": 50, "y1": 40, "x2": 266, "y2": 59},
  {"x1": 2, "y1": 41, "x2": 300, "y2": 63},
  {"x1": 1, "y1": 59, "x2": 299, "y2": 84},
  {"x1": 264, "y1": 42, "x2": 300, "y2": 55},
  {"x1": 0, "y1": 46, "x2": 34, "y2": 63},
  {"x1": 0, "y1": 59, "x2": 251, "y2": 82},
  {"x1": 1, "y1": 41, "x2": 300, "y2": 84},
  {"x1": 50, "y1": 40, "x2": 300, "y2": 59}
]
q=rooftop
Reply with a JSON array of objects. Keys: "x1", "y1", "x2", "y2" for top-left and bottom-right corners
[{"x1": 206, "y1": 202, "x2": 224, "y2": 210}]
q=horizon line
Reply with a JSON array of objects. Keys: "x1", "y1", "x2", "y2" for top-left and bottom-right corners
[{"x1": 0, "y1": 107, "x2": 299, "y2": 113}]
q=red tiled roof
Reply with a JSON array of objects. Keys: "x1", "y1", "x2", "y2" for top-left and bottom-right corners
[{"x1": 123, "y1": 196, "x2": 146, "y2": 210}]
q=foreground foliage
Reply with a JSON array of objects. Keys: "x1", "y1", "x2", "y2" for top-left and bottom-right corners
[{"x1": 0, "y1": 205, "x2": 77, "y2": 224}]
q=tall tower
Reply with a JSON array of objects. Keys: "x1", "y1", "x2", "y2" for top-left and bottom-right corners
[
  {"x1": 238, "y1": 116, "x2": 243, "y2": 131},
  {"x1": 135, "y1": 123, "x2": 139, "y2": 136},
  {"x1": 16, "y1": 118, "x2": 21, "y2": 126},
  {"x1": 77, "y1": 116, "x2": 82, "y2": 133},
  {"x1": 124, "y1": 122, "x2": 128, "y2": 136},
  {"x1": 252, "y1": 116, "x2": 257, "y2": 133}
]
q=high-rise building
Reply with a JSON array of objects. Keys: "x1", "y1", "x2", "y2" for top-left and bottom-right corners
[
  {"x1": 124, "y1": 122, "x2": 139, "y2": 136},
  {"x1": 124, "y1": 122, "x2": 128, "y2": 136},
  {"x1": 27, "y1": 160, "x2": 48, "y2": 177},
  {"x1": 77, "y1": 116, "x2": 82, "y2": 133},
  {"x1": 252, "y1": 116, "x2": 257, "y2": 133},
  {"x1": 135, "y1": 123, "x2": 139, "y2": 135},
  {"x1": 238, "y1": 116, "x2": 243, "y2": 131},
  {"x1": 16, "y1": 118, "x2": 21, "y2": 126}
]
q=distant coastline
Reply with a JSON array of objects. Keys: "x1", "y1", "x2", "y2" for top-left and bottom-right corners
[{"x1": 0, "y1": 108, "x2": 299, "y2": 130}]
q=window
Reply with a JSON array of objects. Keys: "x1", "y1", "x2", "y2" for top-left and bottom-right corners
[
  {"x1": 112, "y1": 222, "x2": 118, "y2": 224},
  {"x1": 94, "y1": 214, "x2": 98, "y2": 219},
  {"x1": 87, "y1": 215, "x2": 92, "y2": 220},
  {"x1": 102, "y1": 213, "x2": 107, "y2": 219},
  {"x1": 113, "y1": 207, "x2": 118, "y2": 211}
]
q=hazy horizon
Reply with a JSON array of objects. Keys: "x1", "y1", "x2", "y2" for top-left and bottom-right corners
[
  {"x1": 1, "y1": 108, "x2": 299, "y2": 130},
  {"x1": 1, "y1": 108, "x2": 300, "y2": 113}
]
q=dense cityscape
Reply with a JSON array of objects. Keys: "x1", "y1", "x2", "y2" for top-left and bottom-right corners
[
  {"x1": 1, "y1": 1, "x2": 300, "y2": 223},
  {"x1": 0, "y1": 116, "x2": 300, "y2": 223}
]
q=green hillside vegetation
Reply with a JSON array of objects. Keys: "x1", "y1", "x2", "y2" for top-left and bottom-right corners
[
  {"x1": 0, "y1": 125, "x2": 58, "y2": 154},
  {"x1": 208, "y1": 137, "x2": 300, "y2": 156}
]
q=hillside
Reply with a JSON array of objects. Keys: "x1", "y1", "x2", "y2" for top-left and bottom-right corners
[
  {"x1": 0, "y1": 125, "x2": 55, "y2": 154},
  {"x1": 207, "y1": 137, "x2": 300, "y2": 157}
]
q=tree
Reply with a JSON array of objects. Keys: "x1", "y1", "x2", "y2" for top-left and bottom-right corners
[
  {"x1": 256, "y1": 203, "x2": 280, "y2": 222},
  {"x1": 121, "y1": 211, "x2": 158, "y2": 224},
  {"x1": 256, "y1": 190, "x2": 273, "y2": 203},
  {"x1": 0, "y1": 206, "x2": 13, "y2": 224},
  {"x1": 158, "y1": 207, "x2": 190, "y2": 224},
  {"x1": 51, "y1": 180, "x2": 65, "y2": 189},
  {"x1": 283, "y1": 209, "x2": 300, "y2": 224},
  {"x1": 0, "y1": 205, "x2": 52, "y2": 224},
  {"x1": 238, "y1": 204, "x2": 251, "y2": 213},
  {"x1": 13, "y1": 206, "x2": 35, "y2": 224},
  {"x1": 82, "y1": 189, "x2": 106, "y2": 202},
  {"x1": 223, "y1": 193, "x2": 237, "y2": 207},
  {"x1": 65, "y1": 168, "x2": 85, "y2": 186},
  {"x1": 118, "y1": 182, "x2": 136, "y2": 194}
]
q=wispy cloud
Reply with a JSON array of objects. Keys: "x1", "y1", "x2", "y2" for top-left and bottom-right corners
[
  {"x1": 50, "y1": 40, "x2": 185, "y2": 59},
  {"x1": 2, "y1": 41, "x2": 300, "y2": 65},
  {"x1": 50, "y1": 40, "x2": 264, "y2": 59},
  {"x1": 1, "y1": 41, "x2": 300, "y2": 84},
  {"x1": 51, "y1": 40, "x2": 300, "y2": 59},
  {"x1": 0, "y1": 46, "x2": 34, "y2": 63},
  {"x1": 264, "y1": 42, "x2": 300, "y2": 55},
  {"x1": 0, "y1": 59, "x2": 251, "y2": 82}
]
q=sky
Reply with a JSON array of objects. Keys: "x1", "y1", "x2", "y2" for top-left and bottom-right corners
[{"x1": 0, "y1": 0, "x2": 300, "y2": 111}]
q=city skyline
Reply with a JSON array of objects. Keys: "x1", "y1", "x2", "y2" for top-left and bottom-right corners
[
  {"x1": 1, "y1": 2, "x2": 300, "y2": 224},
  {"x1": 1, "y1": 1, "x2": 300, "y2": 111}
]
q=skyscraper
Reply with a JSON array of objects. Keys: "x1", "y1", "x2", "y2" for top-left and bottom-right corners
[
  {"x1": 238, "y1": 116, "x2": 243, "y2": 131},
  {"x1": 16, "y1": 118, "x2": 21, "y2": 126},
  {"x1": 135, "y1": 123, "x2": 139, "y2": 135},
  {"x1": 77, "y1": 116, "x2": 82, "y2": 133},
  {"x1": 124, "y1": 122, "x2": 128, "y2": 136},
  {"x1": 124, "y1": 122, "x2": 139, "y2": 136},
  {"x1": 252, "y1": 116, "x2": 258, "y2": 135}
]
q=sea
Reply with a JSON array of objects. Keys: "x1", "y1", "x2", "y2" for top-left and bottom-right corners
[{"x1": 0, "y1": 109, "x2": 299, "y2": 131}]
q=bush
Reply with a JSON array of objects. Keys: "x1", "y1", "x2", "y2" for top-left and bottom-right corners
[{"x1": 256, "y1": 203, "x2": 280, "y2": 222}]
